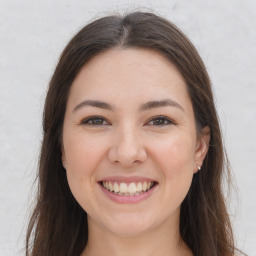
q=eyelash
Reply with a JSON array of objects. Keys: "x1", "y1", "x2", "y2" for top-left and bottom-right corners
[
  {"x1": 80, "y1": 116, "x2": 110, "y2": 126},
  {"x1": 80, "y1": 115, "x2": 175, "y2": 127},
  {"x1": 146, "y1": 115, "x2": 175, "y2": 126}
]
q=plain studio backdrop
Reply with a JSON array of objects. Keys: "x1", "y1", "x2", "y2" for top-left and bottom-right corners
[{"x1": 0, "y1": 0, "x2": 255, "y2": 255}]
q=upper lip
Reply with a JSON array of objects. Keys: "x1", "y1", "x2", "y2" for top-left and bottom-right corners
[{"x1": 99, "y1": 176, "x2": 157, "y2": 183}]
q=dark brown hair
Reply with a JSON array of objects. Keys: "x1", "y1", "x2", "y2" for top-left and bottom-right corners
[{"x1": 26, "y1": 11, "x2": 245, "y2": 256}]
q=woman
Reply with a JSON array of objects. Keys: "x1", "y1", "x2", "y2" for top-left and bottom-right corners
[{"x1": 26, "y1": 11, "x2": 246, "y2": 256}]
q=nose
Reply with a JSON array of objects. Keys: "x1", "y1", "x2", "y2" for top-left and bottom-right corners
[{"x1": 107, "y1": 126, "x2": 147, "y2": 167}]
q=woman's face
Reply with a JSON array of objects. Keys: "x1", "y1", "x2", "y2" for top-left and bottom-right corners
[{"x1": 62, "y1": 48, "x2": 209, "y2": 237}]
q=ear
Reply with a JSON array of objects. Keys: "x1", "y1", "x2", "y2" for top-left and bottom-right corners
[{"x1": 194, "y1": 126, "x2": 210, "y2": 173}]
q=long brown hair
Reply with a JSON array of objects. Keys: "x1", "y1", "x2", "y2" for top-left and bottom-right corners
[{"x1": 26, "y1": 11, "x2": 245, "y2": 256}]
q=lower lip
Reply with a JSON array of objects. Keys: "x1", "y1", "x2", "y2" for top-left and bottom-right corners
[{"x1": 99, "y1": 183, "x2": 158, "y2": 204}]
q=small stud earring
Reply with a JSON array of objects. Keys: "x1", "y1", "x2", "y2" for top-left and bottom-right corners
[{"x1": 198, "y1": 166, "x2": 201, "y2": 171}]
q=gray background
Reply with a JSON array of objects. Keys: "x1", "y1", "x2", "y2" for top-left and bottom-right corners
[{"x1": 0, "y1": 0, "x2": 255, "y2": 255}]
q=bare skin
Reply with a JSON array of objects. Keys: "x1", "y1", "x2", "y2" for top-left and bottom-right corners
[
  {"x1": 81, "y1": 215, "x2": 192, "y2": 256},
  {"x1": 62, "y1": 48, "x2": 209, "y2": 256}
]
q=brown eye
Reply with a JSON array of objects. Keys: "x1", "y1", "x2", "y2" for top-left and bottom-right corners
[
  {"x1": 81, "y1": 116, "x2": 109, "y2": 126},
  {"x1": 147, "y1": 116, "x2": 173, "y2": 126}
]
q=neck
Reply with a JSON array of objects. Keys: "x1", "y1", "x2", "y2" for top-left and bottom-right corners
[{"x1": 81, "y1": 215, "x2": 192, "y2": 256}]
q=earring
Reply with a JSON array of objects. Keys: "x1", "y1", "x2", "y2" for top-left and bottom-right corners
[{"x1": 197, "y1": 166, "x2": 201, "y2": 171}]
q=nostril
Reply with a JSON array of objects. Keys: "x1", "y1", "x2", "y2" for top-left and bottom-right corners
[{"x1": 107, "y1": 143, "x2": 147, "y2": 166}]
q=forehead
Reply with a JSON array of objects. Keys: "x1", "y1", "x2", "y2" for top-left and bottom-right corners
[{"x1": 68, "y1": 48, "x2": 191, "y2": 109}]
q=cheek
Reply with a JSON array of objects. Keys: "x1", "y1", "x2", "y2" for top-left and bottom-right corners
[
  {"x1": 64, "y1": 135, "x2": 106, "y2": 211},
  {"x1": 63, "y1": 134, "x2": 107, "y2": 200},
  {"x1": 152, "y1": 133, "x2": 196, "y2": 176},
  {"x1": 151, "y1": 135, "x2": 195, "y2": 211},
  {"x1": 64, "y1": 133, "x2": 106, "y2": 177},
  {"x1": 153, "y1": 133, "x2": 195, "y2": 191}
]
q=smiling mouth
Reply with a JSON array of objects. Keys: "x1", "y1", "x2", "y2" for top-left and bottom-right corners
[{"x1": 99, "y1": 181, "x2": 158, "y2": 196}]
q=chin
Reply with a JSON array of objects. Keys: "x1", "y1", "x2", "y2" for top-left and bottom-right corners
[
  {"x1": 101, "y1": 212, "x2": 157, "y2": 237},
  {"x1": 109, "y1": 223, "x2": 152, "y2": 238}
]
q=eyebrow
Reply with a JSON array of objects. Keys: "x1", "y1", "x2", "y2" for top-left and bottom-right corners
[
  {"x1": 139, "y1": 99, "x2": 184, "y2": 112},
  {"x1": 73, "y1": 100, "x2": 114, "y2": 112},
  {"x1": 73, "y1": 99, "x2": 184, "y2": 112}
]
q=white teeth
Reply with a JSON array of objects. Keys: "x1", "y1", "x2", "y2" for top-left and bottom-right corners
[
  {"x1": 137, "y1": 182, "x2": 143, "y2": 192},
  {"x1": 105, "y1": 181, "x2": 109, "y2": 190},
  {"x1": 109, "y1": 182, "x2": 114, "y2": 191},
  {"x1": 128, "y1": 183, "x2": 137, "y2": 194},
  {"x1": 142, "y1": 181, "x2": 147, "y2": 192},
  {"x1": 114, "y1": 182, "x2": 119, "y2": 193},
  {"x1": 102, "y1": 181, "x2": 154, "y2": 196},
  {"x1": 120, "y1": 183, "x2": 128, "y2": 193}
]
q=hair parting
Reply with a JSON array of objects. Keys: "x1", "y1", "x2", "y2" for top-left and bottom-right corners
[{"x1": 26, "y1": 11, "x2": 246, "y2": 256}]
